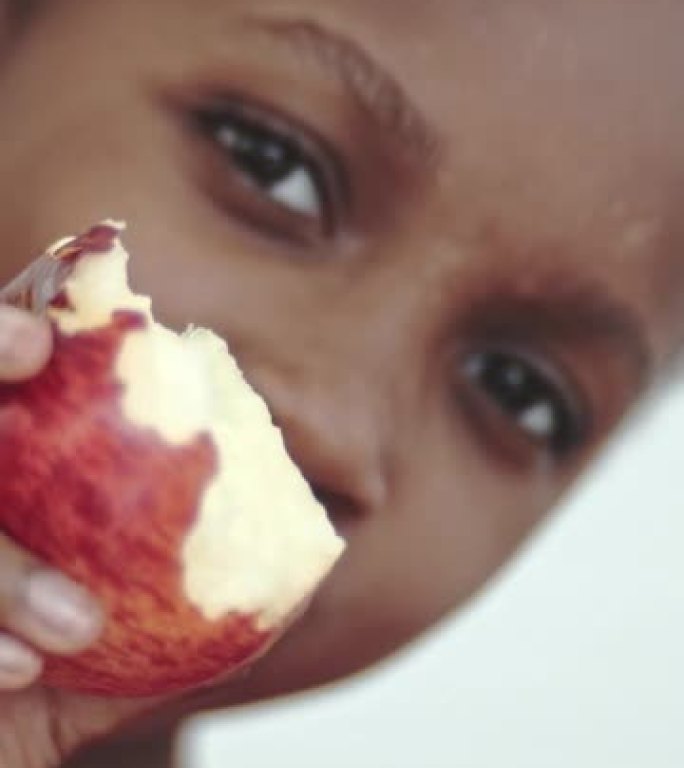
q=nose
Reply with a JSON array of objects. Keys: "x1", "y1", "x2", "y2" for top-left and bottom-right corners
[{"x1": 247, "y1": 363, "x2": 390, "y2": 520}]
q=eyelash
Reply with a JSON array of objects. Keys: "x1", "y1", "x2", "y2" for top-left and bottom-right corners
[
  {"x1": 458, "y1": 344, "x2": 590, "y2": 463},
  {"x1": 190, "y1": 97, "x2": 344, "y2": 242}
]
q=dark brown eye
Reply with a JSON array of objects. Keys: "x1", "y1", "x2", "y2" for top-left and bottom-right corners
[
  {"x1": 462, "y1": 349, "x2": 588, "y2": 457},
  {"x1": 196, "y1": 105, "x2": 325, "y2": 221}
]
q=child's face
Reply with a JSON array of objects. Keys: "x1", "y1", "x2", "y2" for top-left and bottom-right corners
[{"x1": 0, "y1": 0, "x2": 682, "y2": 708}]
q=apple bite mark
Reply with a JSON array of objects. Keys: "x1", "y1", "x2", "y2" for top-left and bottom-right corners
[{"x1": 0, "y1": 223, "x2": 345, "y2": 696}]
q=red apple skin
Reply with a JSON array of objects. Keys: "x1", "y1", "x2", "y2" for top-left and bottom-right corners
[{"x1": 0, "y1": 225, "x2": 276, "y2": 696}]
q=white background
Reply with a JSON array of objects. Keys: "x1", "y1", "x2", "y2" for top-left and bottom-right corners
[{"x1": 177, "y1": 379, "x2": 684, "y2": 768}]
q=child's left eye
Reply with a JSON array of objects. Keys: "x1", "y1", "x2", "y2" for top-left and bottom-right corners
[{"x1": 461, "y1": 348, "x2": 589, "y2": 460}]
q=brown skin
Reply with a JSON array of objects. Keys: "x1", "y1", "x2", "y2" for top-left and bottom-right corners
[{"x1": 0, "y1": 0, "x2": 681, "y2": 765}]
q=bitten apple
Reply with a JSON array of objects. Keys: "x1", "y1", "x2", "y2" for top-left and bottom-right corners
[{"x1": 0, "y1": 222, "x2": 345, "y2": 696}]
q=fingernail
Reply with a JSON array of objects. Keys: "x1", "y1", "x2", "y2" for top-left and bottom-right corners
[
  {"x1": 0, "y1": 636, "x2": 41, "y2": 686},
  {"x1": 25, "y1": 570, "x2": 104, "y2": 644},
  {"x1": 0, "y1": 307, "x2": 39, "y2": 358}
]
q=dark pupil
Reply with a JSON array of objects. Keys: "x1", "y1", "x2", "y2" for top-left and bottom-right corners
[
  {"x1": 205, "y1": 111, "x2": 300, "y2": 188},
  {"x1": 475, "y1": 351, "x2": 577, "y2": 454},
  {"x1": 479, "y1": 352, "x2": 548, "y2": 412}
]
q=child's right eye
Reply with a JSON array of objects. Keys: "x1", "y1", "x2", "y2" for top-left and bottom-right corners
[
  {"x1": 190, "y1": 98, "x2": 345, "y2": 246},
  {"x1": 203, "y1": 107, "x2": 323, "y2": 218}
]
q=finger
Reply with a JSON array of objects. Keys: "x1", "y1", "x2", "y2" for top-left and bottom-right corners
[
  {"x1": 0, "y1": 632, "x2": 42, "y2": 690},
  {"x1": 0, "y1": 305, "x2": 52, "y2": 381},
  {"x1": 0, "y1": 532, "x2": 104, "y2": 655}
]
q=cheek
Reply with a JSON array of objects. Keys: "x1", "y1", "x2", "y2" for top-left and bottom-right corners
[
  {"x1": 256, "y1": 462, "x2": 552, "y2": 689},
  {"x1": 0, "y1": 79, "x2": 300, "y2": 342},
  {"x1": 0, "y1": 94, "x2": 168, "y2": 273},
  {"x1": 349, "y1": 430, "x2": 561, "y2": 633},
  {"x1": 0, "y1": 17, "x2": 197, "y2": 280},
  {"x1": 0, "y1": 93, "x2": 231, "y2": 337}
]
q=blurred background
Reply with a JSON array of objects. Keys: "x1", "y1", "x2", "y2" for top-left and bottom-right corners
[{"x1": 177, "y1": 378, "x2": 684, "y2": 768}]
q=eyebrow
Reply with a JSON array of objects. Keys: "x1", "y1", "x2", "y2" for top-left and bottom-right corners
[
  {"x1": 246, "y1": 17, "x2": 441, "y2": 164},
  {"x1": 468, "y1": 272, "x2": 654, "y2": 389}
]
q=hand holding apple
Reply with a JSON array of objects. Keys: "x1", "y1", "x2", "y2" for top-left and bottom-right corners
[
  {"x1": 0, "y1": 222, "x2": 345, "y2": 768},
  {"x1": 0, "y1": 304, "x2": 124, "y2": 768},
  {"x1": 0, "y1": 222, "x2": 344, "y2": 698},
  {"x1": 0, "y1": 304, "x2": 104, "y2": 690}
]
